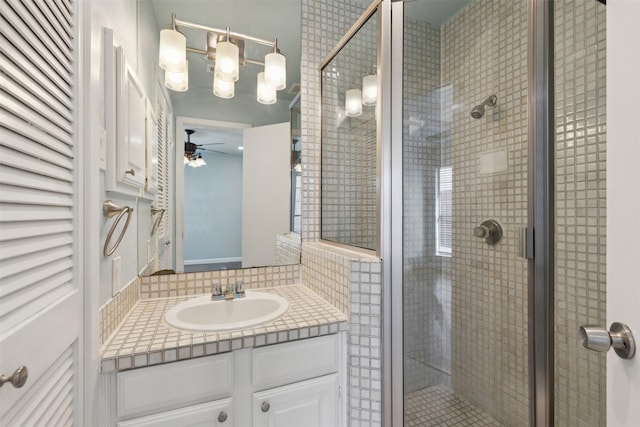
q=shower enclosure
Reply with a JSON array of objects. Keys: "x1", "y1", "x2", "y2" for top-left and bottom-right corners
[{"x1": 320, "y1": 0, "x2": 608, "y2": 425}]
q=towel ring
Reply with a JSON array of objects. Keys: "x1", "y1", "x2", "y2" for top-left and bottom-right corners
[
  {"x1": 103, "y1": 200, "x2": 134, "y2": 257},
  {"x1": 150, "y1": 206, "x2": 165, "y2": 236}
]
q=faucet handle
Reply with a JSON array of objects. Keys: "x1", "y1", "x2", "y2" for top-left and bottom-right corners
[
  {"x1": 235, "y1": 280, "x2": 245, "y2": 297},
  {"x1": 212, "y1": 283, "x2": 223, "y2": 300}
]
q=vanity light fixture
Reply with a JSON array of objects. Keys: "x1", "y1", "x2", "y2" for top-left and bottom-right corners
[
  {"x1": 159, "y1": 14, "x2": 287, "y2": 104},
  {"x1": 345, "y1": 89, "x2": 363, "y2": 117},
  {"x1": 165, "y1": 60, "x2": 189, "y2": 92},
  {"x1": 257, "y1": 71, "x2": 277, "y2": 104},
  {"x1": 362, "y1": 67, "x2": 377, "y2": 106}
]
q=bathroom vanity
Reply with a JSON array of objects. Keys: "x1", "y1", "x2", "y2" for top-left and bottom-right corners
[{"x1": 100, "y1": 285, "x2": 348, "y2": 426}]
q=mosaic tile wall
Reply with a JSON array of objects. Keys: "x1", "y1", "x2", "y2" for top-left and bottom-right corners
[
  {"x1": 554, "y1": 1, "x2": 607, "y2": 425},
  {"x1": 300, "y1": 0, "x2": 367, "y2": 242},
  {"x1": 301, "y1": 242, "x2": 382, "y2": 427},
  {"x1": 138, "y1": 264, "x2": 300, "y2": 299},
  {"x1": 320, "y1": 12, "x2": 378, "y2": 250},
  {"x1": 442, "y1": 0, "x2": 530, "y2": 425},
  {"x1": 402, "y1": 15, "x2": 453, "y2": 394},
  {"x1": 275, "y1": 232, "x2": 302, "y2": 265},
  {"x1": 99, "y1": 277, "x2": 140, "y2": 346}
]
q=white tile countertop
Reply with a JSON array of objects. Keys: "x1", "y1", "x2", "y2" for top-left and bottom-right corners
[{"x1": 100, "y1": 285, "x2": 348, "y2": 373}]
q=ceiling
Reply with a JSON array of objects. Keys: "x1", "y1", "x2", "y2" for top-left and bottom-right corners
[
  {"x1": 149, "y1": 0, "x2": 302, "y2": 101},
  {"x1": 404, "y1": 0, "x2": 472, "y2": 26}
]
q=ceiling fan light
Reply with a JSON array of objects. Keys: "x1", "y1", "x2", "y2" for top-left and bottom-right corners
[
  {"x1": 257, "y1": 72, "x2": 277, "y2": 105},
  {"x1": 159, "y1": 28, "x2": 186, "y2": 73},
  {"x1": 215, "y1": 40, "x2": 240, "y2": 82},
  {"x1": 213, "y1": 73, "x2": 235, "y2": 99},
  {"x1": 165, "y1": 60, "x2": 189, "y2": 92},
  {"x1": 264, "y1": 51, "x2": 286, "y2": 90}
]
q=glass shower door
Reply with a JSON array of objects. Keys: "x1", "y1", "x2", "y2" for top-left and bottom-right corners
[{"x1": 401, "y1": 1, "x2": 529, "y2": 425}]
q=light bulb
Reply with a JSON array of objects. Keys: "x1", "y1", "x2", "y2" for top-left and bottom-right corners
[
  {"x1": 213, "y1": 74, "x2": 235, "y2": 98},
  {"x1": 165, "y1": 60, "x2": 188, "y2": 92},
  {"x1": 215, "y1": 40, "x2": 239, "y2": 82},
  {"x1": 345, "y1": 89, "x2": 363, "y2": 117},
  {"x1": 257, "y1": 72, "x2": 277, "y2": 105},
  {"x1": 159, "y1": 29, "x2": 186, "y2": 73},
  {"x1": 264, "y1": 51, "x2": 286, "y2": 90},
  {"x1": 362, "y1": 74, "x2": 377, "y2": 106}
]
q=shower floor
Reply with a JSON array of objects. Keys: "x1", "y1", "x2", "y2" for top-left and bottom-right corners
[{"x1": 405, "y1": 385, "x2": 504, "y2": 426}]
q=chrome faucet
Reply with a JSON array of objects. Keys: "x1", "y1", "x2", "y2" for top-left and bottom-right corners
[
  {"x1": 211, "y1": 283, "x2": 224, "y2": 300},
  {"x1": 234, "y1": 280, "x2": 246, "y2": 298},
  {"x1": 224, "y1": 283, "x2": 235, "y2": 300}
]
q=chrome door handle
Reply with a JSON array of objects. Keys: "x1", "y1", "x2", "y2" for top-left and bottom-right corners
[
  {"x1": 579, "y1": 322, "x2": 636, "y2": 359},
  {"x1": 0, "y1": 365, "x2": 28, "y2": 388}
]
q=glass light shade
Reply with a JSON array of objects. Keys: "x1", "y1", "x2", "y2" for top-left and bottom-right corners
[
  {"x1": 194, "y1": 155, "x2": 206, "y2": 167},
  {"x1": 264, "y1": 52, "x2": 286, "y2": 90},
  {"x1": 184, "y1": 155, "x2": 190, "y2": 165},
  {"x1": 165, "y1": 60, "x2": 188, "y2": 92},
  {"x1": 362, "y1": 74, "x2": 377, "y2": 106},
  {"x1": 159, "y1": 29, "x2": 186, "y2": 73},
  {"x1": 213, "y1": 74, "x2": 235, "y2": 98},
  {"x1": 345, "y1": 89, "x2": 363, "y2": 117},
  {"x1": 257, "y1": 72, "x2": 277, "y2": 105},
  {"x1": 215, "y1": 40, "x2": 240, "y2": 82}
]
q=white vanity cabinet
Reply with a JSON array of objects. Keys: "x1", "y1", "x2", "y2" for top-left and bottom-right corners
[
  {"x1": 105, "y1": 334, "x2": 346, "y2": 427},
  {"x1": 252, "y1": 374, "x2": 339, "y2": 427}
]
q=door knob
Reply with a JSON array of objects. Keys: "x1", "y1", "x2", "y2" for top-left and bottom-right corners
[
  {"x1": 0, "y1": 365, "x2": 28, "y2": 388},
  {"x1": 579, "y1": 322, "x2": 636, "y2": 359}
]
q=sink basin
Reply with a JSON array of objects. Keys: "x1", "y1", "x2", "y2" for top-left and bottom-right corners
[{"x1": 164, "y1": 291, "x2": 289, "y2": 332}]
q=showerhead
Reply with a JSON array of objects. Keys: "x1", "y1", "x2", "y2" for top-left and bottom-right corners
[{"x1": 470, "y1": 95, "x2": 497, "y2": 119}]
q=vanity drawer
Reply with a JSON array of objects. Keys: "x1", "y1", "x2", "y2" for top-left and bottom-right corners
[
  {"x1": 117, "y1": 353, "x2": 233, "y2": 418},
  {"x1": 252, "y1": 334, "x2": 340, "y2": 391}
]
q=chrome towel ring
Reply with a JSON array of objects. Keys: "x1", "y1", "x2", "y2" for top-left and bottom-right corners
[
  {"x1": 150, "y1": 206, "x2": 165, "y2": 236},
  {"x1": 103, "y1": 200, "x2": 134, "y2": 257}
]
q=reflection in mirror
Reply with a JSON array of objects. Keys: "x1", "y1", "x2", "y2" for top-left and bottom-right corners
[
  {"x1": 138, "y1": 0, "x2": 302, "y2": 275},
  {"x1": 321, "y1": 9, "x2": 379, "y2": 251}
]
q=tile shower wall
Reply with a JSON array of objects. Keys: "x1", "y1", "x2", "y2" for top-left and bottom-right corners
[
  {"x1": 402, "y1": 16, "x2": 452, "y2": 393},
  {"x1": 301, "y1": 0, "x2": 367, "y2": 243},
  {"x1": 301, "y1": 2, "x2": 383, "y2": 425},
  {"x1": 442, "y1": 0, "x2": 530, "y2": 425},
  {"x1": 554, "y1": 1, "x2": 607, "y2": 425},
  {"x1": 320, "y1": 14, "x2": 378, "y2": 250},
  {"x1": 302, "y1": 242, "x2": 382, "y2": 426}
]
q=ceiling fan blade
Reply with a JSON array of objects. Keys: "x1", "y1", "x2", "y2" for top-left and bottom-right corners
[
  {"x1": 199, "y1": 147, "x2": 228, "y2": 155},
  {"x1": 198, "y1": 142, "x2": 225, "y2": 146}
]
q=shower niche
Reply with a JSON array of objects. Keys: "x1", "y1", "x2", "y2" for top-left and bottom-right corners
[{"x1": 319, "y1": 7, "x2": 379, "y2": 253}]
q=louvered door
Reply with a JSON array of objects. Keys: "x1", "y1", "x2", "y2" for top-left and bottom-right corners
[
  {"x1": 0, "y1": 0, "x2": 81, "y2": 424},
  {"x1": 155, "y1": 83, "x2": 173, "y2": 271}
]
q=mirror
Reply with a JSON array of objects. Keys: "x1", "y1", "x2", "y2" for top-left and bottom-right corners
[
  {"x1": 320, "y1": 9, "x2": 379, "y2": 251},
  {"x1": 137, "y1": 0, "x2": 302, "y2": 275}
]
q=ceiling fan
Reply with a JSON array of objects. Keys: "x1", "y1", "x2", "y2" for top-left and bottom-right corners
[{"x1": 184, "y1": 129, "x2": 227, "y2": 166}]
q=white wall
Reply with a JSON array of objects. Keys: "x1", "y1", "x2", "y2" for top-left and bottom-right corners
[
  {"x1": 242, "y1": 123, "x2": 291, "y2": 267},
  {"x1": 184, "y1": 152, "x2": 243, "y2": 262},
  {"x1": 91, "y1": 0, "x2": 161, "y2": 305}
]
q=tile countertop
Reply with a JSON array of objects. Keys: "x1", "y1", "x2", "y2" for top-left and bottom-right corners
[{"x1": 100, "y1": 285, "x2": 348, "y2": 373}]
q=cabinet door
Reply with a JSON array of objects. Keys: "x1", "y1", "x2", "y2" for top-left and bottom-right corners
[
  {"x1": 117, "y1": 399, "x2": 233, "y2": 427},
  {"x1": 253, "y1": 374, "x2": 339, "y2": 427},
  {"x1": 115, "y1": 46, "x2": 146, "y2": 189}
]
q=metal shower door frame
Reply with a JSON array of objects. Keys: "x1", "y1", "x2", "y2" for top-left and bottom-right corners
[{"x1": 383, "y1": 0, "x2": 555, "y2": 426}]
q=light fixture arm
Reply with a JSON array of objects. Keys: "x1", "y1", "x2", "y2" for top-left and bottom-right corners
[{"x1": 173, "y1": 17, "x2": 276, "y2": 49}]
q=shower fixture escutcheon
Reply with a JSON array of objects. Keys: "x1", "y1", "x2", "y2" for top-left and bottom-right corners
[
  {"x1": 470, "y1": 95, "x2": 497, "y2": 119},
  {"x1": 474, "y1": 219, "x2": 503, "y2": 245}
]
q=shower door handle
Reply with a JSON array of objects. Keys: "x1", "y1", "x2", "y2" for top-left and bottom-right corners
[{"x1": 579, "y1": 322, "x2": 636, "y2": 359}]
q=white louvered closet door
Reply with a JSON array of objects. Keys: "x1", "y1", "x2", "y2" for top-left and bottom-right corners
[
  {"x1": 155, "y1": 84, "x2": 173, "y2": 271},
  {"x1": 0, "y1": 0, "x2": 82, "y2": 425}
]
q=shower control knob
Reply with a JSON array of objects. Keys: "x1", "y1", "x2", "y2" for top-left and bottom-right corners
[
  {"x1": 579, "y1": 322, "x2": 636, "y2": 359},
  {"x1": 473, "y1": 220, "x2": 503, "y2": 245}
]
